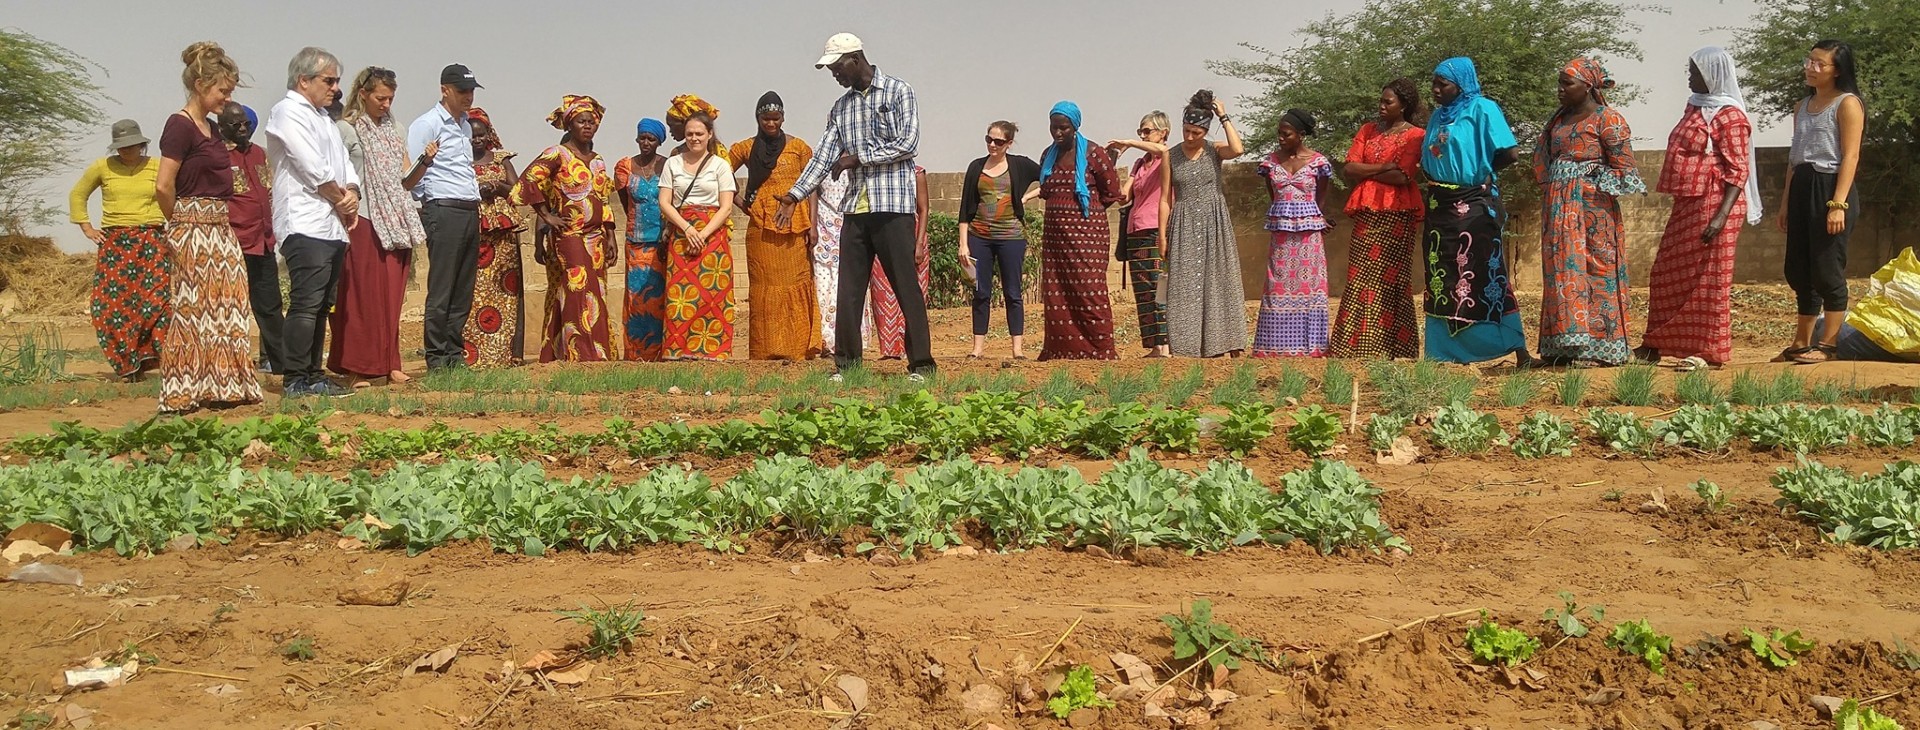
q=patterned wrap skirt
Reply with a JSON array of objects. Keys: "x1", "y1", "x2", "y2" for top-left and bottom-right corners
[
  {"x1": 1642, "y1": 192, "x2": 1741, "y2": 364},
  {"x1": 663, "y1": 205, "x2": 736, "y2": 360},
  {"x1": 159, "y1": 198, "x2": 262, "y2": 412},
  {"x1": 1330, "y1": 210, "x2": 1421, "y2": 359},
  {"x1": 539, "y1": 226, "x2": 613, "y2": 363},
  {"x1": 622, "y1": 238, "x2": 667, "y2": 361},
  {"x1": 465, "y1": 229, "x2": 525, "y2": 368},
  {"x1": 1037, "y1": 206, "x2": 1117, "y2": 360},
  {"x1": 92, "y1": 225, "x2": 171, "y2": 376},
  {"x1": 1121, "y1": 230, "x2": 1167, "y2": 349},
  {"x1": 1251, "y1": 229, "x2": 1330, "y2": 357},
  {"x1": 869, "y1": 234, "x2": 930, "y2": 359}
]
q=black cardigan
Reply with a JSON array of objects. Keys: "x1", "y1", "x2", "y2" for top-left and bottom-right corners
[{"x1": 956, "y1": 154, "x2": 1043, "y2": 224}]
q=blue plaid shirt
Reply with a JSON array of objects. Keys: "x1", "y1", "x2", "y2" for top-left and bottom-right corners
[{"x1": 787, "y1": 68, "x2": 919, "y2": 215}]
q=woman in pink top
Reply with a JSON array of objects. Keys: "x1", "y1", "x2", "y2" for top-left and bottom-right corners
[{"x1": 1106, "y1": 111, "x2": 1174, "y2": 357}]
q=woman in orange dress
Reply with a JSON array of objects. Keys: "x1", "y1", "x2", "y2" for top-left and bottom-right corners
[
  {"x1": 1333, "y1": 78, "x2": 1425, "y2": 360},
  {"x1": 512, "y1": 95, "x2": 615, "y2": 362},
  {"x1": 729, "y1": 92, "x2": 820, "y2": 360}
]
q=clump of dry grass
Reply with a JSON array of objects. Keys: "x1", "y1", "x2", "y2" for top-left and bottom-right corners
[{"x1": 0, "y1": 234, "x2": 93, "y2": 316}]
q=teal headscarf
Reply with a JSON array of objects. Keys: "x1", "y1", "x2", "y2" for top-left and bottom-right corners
[
  {"x1": 1429, "y1": 57, "x2": 1484, "y2": 130},
  {"x1": 1037, "y1": 101, "x2": 1092, "y2": 217},
  {"x1": 1422, "y1": 57, "x2": 1518, "y2": 187}
]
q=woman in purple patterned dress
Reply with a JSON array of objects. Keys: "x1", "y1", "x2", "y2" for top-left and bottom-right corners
[{"x1": 1251, "y1": 109, "x2": 1333, "y2": 357}]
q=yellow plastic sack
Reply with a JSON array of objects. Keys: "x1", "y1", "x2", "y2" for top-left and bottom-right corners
[{"x1": 1848, "y1": 247, "x2": 1920, "y2": 356}]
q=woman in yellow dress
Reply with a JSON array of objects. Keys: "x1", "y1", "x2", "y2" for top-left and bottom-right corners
[{"x1": 729, "y1": 91, "x2": 820, "y2": 360}]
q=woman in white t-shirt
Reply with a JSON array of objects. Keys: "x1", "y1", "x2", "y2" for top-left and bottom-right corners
[{"x1": 657, "y1": 114, "x2": 738, "y2": 360}]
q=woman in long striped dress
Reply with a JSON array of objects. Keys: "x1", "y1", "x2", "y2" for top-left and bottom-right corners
[
  {"x1": 154, "y1": 42, "x2": 261, "y2": 412},
  {"x1": 1163, "y1": 90, "x2": 1248, "y2": 358},
  {"x1": 1333, "y1": 79, "x2": 1425, "y2": 360},
  {"x1": 1639, "y1": 47, "x2": 1758, "y2": 370},
  {"x1": 463, "y1": 109, "x2": 524, "y2": 368},
  {"x1": 70, "y1": 120, "x2": 169, "y2": 381},
  {"x1": 1035, "y1": 102, "x2": 1123, "y2": 360}
]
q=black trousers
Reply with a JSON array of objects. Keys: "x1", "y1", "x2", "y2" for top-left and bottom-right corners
[
  {"x1": 1784, "y1": 163, "x2": 1858, "y2": 316},
  {"x1": 280, "y1": 234, "x2": 345, "y2": 381},
  {"x1": 967, "y1": 236, "x2": 1026, "y2": 337},
  {"x1": 837, "y1": 212, "x2": 934, "y2": 374},
  {"x1": 420, "y1": 201, "x2": 481, "y2": 369},
  {"x1": 244, "y1": 252, "x2": 286, "y2": 372}
]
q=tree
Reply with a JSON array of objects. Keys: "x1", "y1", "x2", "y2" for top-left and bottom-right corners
[
  {"x1": 1734, "y1": 0, "x2": 1920, "y2": 208},
  {"x1": 1208, "y1": 0, "x2": 1656, "y2": 205},
  {"x1": 0, "y1": 28, "x2": 108, "y2": 235}
]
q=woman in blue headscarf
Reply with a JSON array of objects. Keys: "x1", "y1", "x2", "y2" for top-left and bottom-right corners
[
  {"x1": 1035, "y1": 101, "x2": 1123, "y2": 360},
  {"x1": 1421, "y1": 57, "x2": 1533, "y2": 365},
  {"x1": 615, "y1": 118, "x2": 669, "y2": 360}
]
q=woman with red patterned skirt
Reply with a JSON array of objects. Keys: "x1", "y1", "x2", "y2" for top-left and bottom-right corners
[
  {"x1": 1332, "y1": 79, "x2": 1425, "y2": 360},
  {"x1": 513, "y1": 95, "x2": 615, "y2": 362},
  {"x1": 1639, "y1": 47, "x2": 1758, "y2": 370},
  {"x1": 658, "y1": 113, "x2": 738, "y2": 360},
  {"x1": 463, "y1": 109, "x2": 525, "y2": 368}
]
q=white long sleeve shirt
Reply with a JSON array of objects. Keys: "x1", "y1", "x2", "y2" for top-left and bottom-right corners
[{"x1": 265, "y1": 90, "x2": 360, "y2": 244}]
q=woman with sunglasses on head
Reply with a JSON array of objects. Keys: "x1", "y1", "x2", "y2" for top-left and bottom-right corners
[
  {"x1": 957, "y1": 121, "x2": 1041, "y2": 359},
  {"x1": 1333, "y1": 79, "x2": 1425, "y2": 360},
  {"x1": 1107, "y1": 112, "x2": 1173, "y2": 358},
  {"x1": 329, "y1": 66, "x2": 427, "y2": 387},
  {"x1": 1778, "y1": 40, "x2": 1866, "y2": 364},
  {"x1": 1164, "y1": 90, "x2": 1247, "y2": 358}
]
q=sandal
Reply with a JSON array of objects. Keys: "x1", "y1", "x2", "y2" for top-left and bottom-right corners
[
  {"x1": 1771, "y1": 346, "x2": 1811, "y2": 363},
  {"x1": 1791, "y1": 344, "x2": 1837, "y2": 365},
  {"x1": 1673, "y1": 356, "x2": 1708, "y2": 372}
]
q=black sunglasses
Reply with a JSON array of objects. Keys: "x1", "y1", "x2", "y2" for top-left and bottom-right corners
[{"x1": 984, "y1": 136, "x2": 1010, "y2": 146}]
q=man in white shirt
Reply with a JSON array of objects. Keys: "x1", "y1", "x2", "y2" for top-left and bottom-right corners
[
  {"x1": 265, "y1": 46, "x2": 360, "y2": 398},
  {"x1": 406, "y1": 64, "x2": 483, "y2": 372}
]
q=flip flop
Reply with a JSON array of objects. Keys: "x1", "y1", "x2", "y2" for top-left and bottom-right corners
[
  {"x1": 1673, "y1": 356, "x2": 1708, "y2": 372},
  {"x1": 1791, "y1": 345, "x2": 1838, "y2": 365}
]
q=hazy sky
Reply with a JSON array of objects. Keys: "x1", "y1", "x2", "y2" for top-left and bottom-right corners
[{"x1": 20, "y1": 0, "x2": 1771, "y2": 252}]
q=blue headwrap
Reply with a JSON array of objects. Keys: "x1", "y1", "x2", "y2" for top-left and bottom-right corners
[
  {"x1": 1429, "y1": 57, "x2": 1484, "y2": 130},
  {"x1": 1037, "y1": 101, "x2": 1091, "y2": 217},
  {"x1": 636, "y1": 117, "x2": 667, "y2": 142},
  {"x1": 241, "y1": 105, "x2": 257, "y2": 129}
]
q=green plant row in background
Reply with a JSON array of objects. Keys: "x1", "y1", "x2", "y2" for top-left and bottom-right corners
[
  {"x1": 0, "y1": 449, "x2": 1405, "y2": 559},
  {"x1": 14, "y1": 397, "x2": 1920, "y2": 467},
  {"x1": 1772, "y1": 459, "x2": 1920, "y2": 551}
]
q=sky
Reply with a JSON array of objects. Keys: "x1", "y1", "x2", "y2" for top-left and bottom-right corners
[{"x1": 18, "y1": 0, "x2": 1771, "y2": 252}]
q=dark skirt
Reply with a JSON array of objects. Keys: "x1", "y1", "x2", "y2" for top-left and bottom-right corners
[{"x1": 328, "y1": 219, "x2": 410, "y2": 378}]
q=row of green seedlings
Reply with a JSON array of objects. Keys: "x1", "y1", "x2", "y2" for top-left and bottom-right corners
[
  {"x1": 1771, "y1": 459, "x2": 1920, "y2": 551},
  {"x1": 1365, "y1": 402, "x2": 1920, "y2": 459},
  {"x1": 0, "y1": 449, "x2": 1405, "y2": 559},
  {"x1": 1326, "y1": 360, "x2": 1890, "y2": 413},
  {"x1": 1469, "y1": 594, "x2": 1910, "y2": 729},
  {"x1": 9, "y1": 392, "x2": 1317, "y2": 464}
]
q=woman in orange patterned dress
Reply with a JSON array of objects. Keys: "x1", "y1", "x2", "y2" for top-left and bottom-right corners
[
  {"x1": 464, "y1": 108, "x2": 525, "y2": 367},
  {"x1": 512, "y1": 95, "x2": 614, "y2": 362},
  {"x1": 729, "y1": 91, "x2": 820, "y2": 360}
]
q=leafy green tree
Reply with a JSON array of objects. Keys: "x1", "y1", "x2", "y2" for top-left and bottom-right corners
[
  {"x1": 1734, "y1": 0, "x2": 1920, "y2": 207},
  {"x1": 1208, "y1": 0, "x2": 1656, "y2": 204},
  {"x1": 0, "y1": 28, "x2": 109, "y2": 234}
]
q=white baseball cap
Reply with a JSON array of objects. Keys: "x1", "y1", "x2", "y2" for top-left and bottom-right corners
[{"x1": 815, "y1": 32, "x2": 864, "y2": 68}]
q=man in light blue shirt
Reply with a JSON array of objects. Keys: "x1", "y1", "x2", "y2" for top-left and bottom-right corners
[{"x1": 406, "y1": 64, "x2": 484, "y2": 371}]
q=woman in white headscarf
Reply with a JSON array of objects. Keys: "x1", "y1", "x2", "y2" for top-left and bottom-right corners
[{"x1": 1638, "y1": 46, "x2": 1761, "y2": 370}]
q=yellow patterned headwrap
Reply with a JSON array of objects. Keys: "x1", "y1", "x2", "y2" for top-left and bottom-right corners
[
  {"x1": 547, "y1": 94, "x2": 605, "y2": 130},
  {"x1": 667, "y1": 94, "x2": 720, "y2": 123}
]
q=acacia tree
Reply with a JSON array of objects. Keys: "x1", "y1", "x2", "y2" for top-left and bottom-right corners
[
  {"x1": 1208, "y1": 0, "x2": 1654, "y2": 204},
  {"x1": 1734, "y1": 0, "x2": 1919, "y2": 207},
  {"x1": 0, "y1": 28, "x2": 108, "y2": 235}
]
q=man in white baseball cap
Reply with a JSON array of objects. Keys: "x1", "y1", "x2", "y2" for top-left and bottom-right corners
[
  {"x1": 815, "y1": 32, "x2": 863, "y2": 68},
  {"x1": 782, "y1": 32, "x2": 934, "y2": 381}
]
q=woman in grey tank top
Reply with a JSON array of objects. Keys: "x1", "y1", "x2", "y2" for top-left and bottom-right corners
[{"x1": 1777, "y1": 39, "x2": 1865, "y2": 364}]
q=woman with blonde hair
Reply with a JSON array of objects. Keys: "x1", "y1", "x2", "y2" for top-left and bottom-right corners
[
  {"x1": 1107, "y1": 112, "x2": 1173, "y2": 357},
  {"x1": 70, "y1": 119, "x2": 168, "y2": 381},
  {"x1": 329, "y1": 66, "x2": 426, "y2": 385},
  {"x1": 155, "y1": 41, "x2": 261, "y2": 412}
]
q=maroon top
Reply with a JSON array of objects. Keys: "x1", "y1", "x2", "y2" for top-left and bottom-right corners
[
  {"x1": 160, "y1": 113, "x2": 232, "y2": 199},
  {"x1": 227, "y1": 143, "x2": 274, "y2": 255}
]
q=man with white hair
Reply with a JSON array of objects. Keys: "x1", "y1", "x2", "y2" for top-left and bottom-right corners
[{"x1": 265, "y1": 46, "x2": 360, "y2": 398}]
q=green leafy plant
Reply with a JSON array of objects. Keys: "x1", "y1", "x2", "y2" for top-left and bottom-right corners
[
  {"x1": 1657, "y1": 403, "x2": 1737, "y2": 453},
  {"x1": 1692, "y1": 479, "x2": 1729, "y2": 513},
  {"x1": 1557, "y1": 370, "x2": 1590, "y2": 408},
  {"x1": 556, "y1": 601, "x2": 649, "y2": 659},
  {"x1": 1675, "y1": 369, "x2": 1725, "y2": 405},
  {"x1": 278, "y1": 636, "x2": 316, "y2": 662},
  {"x1": 1215, "y1": 402, "x2": 1276, "y2": 457},
  {"x1": 1272, "y1": 460, "x2": 1406, "y2": 554},
  {"x1": 1739, "y1": 405, "x2": 1857, "y2": 453},
  {"x1": 1504, "y1": 412, "x2": 1577, "y2": 459},
  {"x1": 1833, "y1": 698, "x2": 1904, "y2": 730},
  {"x1": 1585, "y1": 409, "x2": 1658, "y2": 457},
  {"x1": 1742, "y1": 628, "x2": 1815, "y2": 668},
  {"x1": 1428, "y1": 401, "x2": 1504, "y2": 455},
  {"x1": 1601, "y1": 488, "x2": 1625, "y2": 502},
  {"x1": 1142, "y1": 405, "x2": 1201, "y2": 453},
  {"x1": 1611, "y1": 364, "x2": 1657, "y2": 406},
  {"x1": 1888, "y1": 639, "x2": 1920, "y2": 671},
  {"x1": 12, "y1": 711, "x2": 53, "y2": 730},
  {"x1": 1858, "y1": 405, "x2": 1917, "y2": 449},
  {"x1": 1365, "y1": 413, "x2": 1410, "y2": 452},
  {"x1": 1368, "y1": 360, "x2": 1476, "y2": 417},
  {"x1": 1162, "y1": 599, "x2": 1271, "y2": 670},
  {"x1": 1542, "y1": 592, "x2": 1605, "y2": 638},
  {"x1": 1770, "y1": 459, "x2": 1920, "y2": 550},
  {"x1": 1286, "y1": 405, "x2": 1342, "y2": 455},
  {"x1": 1046, "y1": 664, "x2": 1114, "y2": 719},
  {"x1": 1606, "y1": 619, "x2": 1673, "y2": 674},
  {"x1": 1465, "y1": 611, "x2": 1540, "y2": 666},
  {"x1": 1273, "y1": 365, "x2": 1310, "y2": 403}
]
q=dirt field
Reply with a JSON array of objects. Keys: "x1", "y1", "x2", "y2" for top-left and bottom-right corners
[{"x1": 1, "y1": 286, "x2": 1917, "y2": 730}]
